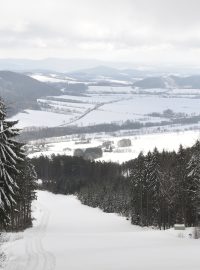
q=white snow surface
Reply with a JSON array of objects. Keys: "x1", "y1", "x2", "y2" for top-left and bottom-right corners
[
  {"x1": 2, "y1": 191, "x2": 200, "y2": 270},
  {"x1": 30, "y1": 74, "x2": 74, "y2": 83},
  {"x1": 9, "y1": 110, "x2": 75, "y2": 128}
]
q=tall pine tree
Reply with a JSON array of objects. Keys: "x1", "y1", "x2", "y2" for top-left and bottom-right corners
[
  {"x1": 187, "y1": 140, "x2": 200, "y2": 227},
  {"x1": 0, "y1": 99, "x2": 36, "y2": 229}
]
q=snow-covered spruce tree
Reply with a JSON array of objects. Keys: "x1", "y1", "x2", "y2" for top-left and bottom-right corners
[
  {"x1": 130, "y1": 152, "x2": 145, "y2": 226},
  {"x1": 187, "y1": 140, "x2": 200, "y2": 229},
  {"x1": 144, "y1": 148, "x2": 163, "y2": 228},
  {"x1": 0, "y1": 101, "x2": 20, "y2": 225},
  {"x1": 0, "y1": 99, "x2": 36, "y2": 229},
  {"x1": 173, "y1": 145, "x2": 189, "y2": 225},
  {"x1": 12, "y1": 158, "x2": 37, "y2": 230}
]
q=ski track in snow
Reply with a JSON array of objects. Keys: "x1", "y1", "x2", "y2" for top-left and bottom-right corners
[
  {"x1": 4, "y1": 203, "x2": 56, "y2": 270},
  {"x1": 3, "y1": 191, "x2": 200, "y2": 270}
]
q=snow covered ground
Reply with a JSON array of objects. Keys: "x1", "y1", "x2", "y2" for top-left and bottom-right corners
[
  {"x1": 9, "y1": 85, "x2": 200, "y2": 129},
  {"x1": 9, "y1": 110, "x2": 74, "y2": 128},
  {"x1": 2, "y1": 191, "x2": 200, "y2": 270},
  {"x1": 28, "y1": 130, "x2": 200, "y2": 163},
  {"x1": 30, "y1": 73, "x2": 76, "y2": 83}
]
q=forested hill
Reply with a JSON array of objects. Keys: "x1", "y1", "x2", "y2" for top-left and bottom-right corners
[
  {"x1": 32, "y1": 141, "x2": 200, "y2": 230},
  {"x1": 0, "y1": 71, "x2": 59, "y2": 116},
  {"x1": 133, "y1": 75, "x2": 200, "y2": 89}
]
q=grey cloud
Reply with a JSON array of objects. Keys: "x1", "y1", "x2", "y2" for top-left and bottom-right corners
[{"x1": 0, "y1": 0, "x2": 200, "y2": 63}]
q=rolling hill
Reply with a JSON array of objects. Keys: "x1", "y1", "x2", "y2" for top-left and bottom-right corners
[
  {"x1": 0, "y1": 71, "x2": 59, "y2": 116},
  {"x1": 133, "y1": 75, "x2": 200, "y2": 89}
]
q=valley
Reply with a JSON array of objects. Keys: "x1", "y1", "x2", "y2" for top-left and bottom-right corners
[{"x1": 5, "y1": 70, "x2": 200, "y2": 163}]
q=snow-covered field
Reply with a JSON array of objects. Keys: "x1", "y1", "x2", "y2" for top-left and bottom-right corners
[
  {"x1": 9, "y1": 85, "x2": 200, "y2": 129},
  {"x1": 87, "y1": 85, "x2": 135, "y2": 93},
  {"x1": 9, "y1": 110, "x2": 74, "y2": 128},
  {"x1": 8, "y1": 84, "x2": 200, "y2": 163},
  {"x1": 30, "y1": 73, "x2": 76, "y2": 83},
  {"x1": 28, "y1": 130, "x2": 200, "y2": 163},
  {"x1": 2, "y1": 191, "x2": 200, "y2": 270}
]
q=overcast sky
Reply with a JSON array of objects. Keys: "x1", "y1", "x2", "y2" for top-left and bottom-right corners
[{"x1": 0, "y1": 0, "x2": 200, "y2": 65}]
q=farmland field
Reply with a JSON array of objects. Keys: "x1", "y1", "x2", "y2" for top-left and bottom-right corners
[{"x1": 10, "y1": 86, "x2": 200, "y2": 128}]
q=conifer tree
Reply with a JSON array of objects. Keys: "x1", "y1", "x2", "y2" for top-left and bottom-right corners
[
  {"x1": 144, "y1": 148, "x2": 162, "y2": 227},
  {"x1": 0, "y1": 100, "x2": 24, "y2": 225},
  {"x1": 130, "y1": 152, "x2": 145, "y2": 225},
  {"x1": 11, "y1": 158, "x2": 37, "y2": 230},
  {"x1": 187, "y1": 140, "x2": 200, "y2": 226}
]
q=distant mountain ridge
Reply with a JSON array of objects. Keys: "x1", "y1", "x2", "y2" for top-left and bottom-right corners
[
  {"x1": 66, "y1": 66, "x2": 200, "y2": 88},
  {"x1": 68, "y1": 65, "x2": 150, "y2": 82},
  {"x1": 25, "y1": 67, "x2": 200, "y2": 89},
  {"x1": 1, "y1": 58, "x2": 200, "y2": 74},
  {"x1": 0, "y1": 58, "x2": 136, "y2": 73}
]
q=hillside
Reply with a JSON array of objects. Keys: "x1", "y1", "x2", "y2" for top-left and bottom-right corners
[
  {"x1": 133, "y1": 75, "x2": 200, "y2": 89},
  {"x1": 0, "y1": 71, "x2": 59, "y2": 116},
  {"x1": 68, "y1": 65, "x2": 148, "y2": 82},
  {"x1": 133, "y1": 77, "x2": 166, "y2": 89},
  {"x1": 171, "y1": 75, "x2": 200, "y2": 88}
]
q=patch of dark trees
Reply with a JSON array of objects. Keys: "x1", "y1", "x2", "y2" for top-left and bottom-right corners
[
  {"x1": 32, "y1": 141, "x2": 200, "y2": 229},
  {"x1": 48, "y1": 82, "x2": 88, "y2": 95},
  {"x1": 148, "y1": 109, "x2": 187, "y2": 119}
]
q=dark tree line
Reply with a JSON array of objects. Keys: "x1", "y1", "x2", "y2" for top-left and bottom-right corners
[
  {"x1": 32, "y1": 155, "x2": 122, "y2": 195},
  {"x1": 19, "y1": 114, "x2": 200, "y2": 142},
  {"x1": 0, "y1": 99, "x2": 37, "y2": 231},
  {"x1": 32, "y1": 141, "x2": 200, "y2": 229}
]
